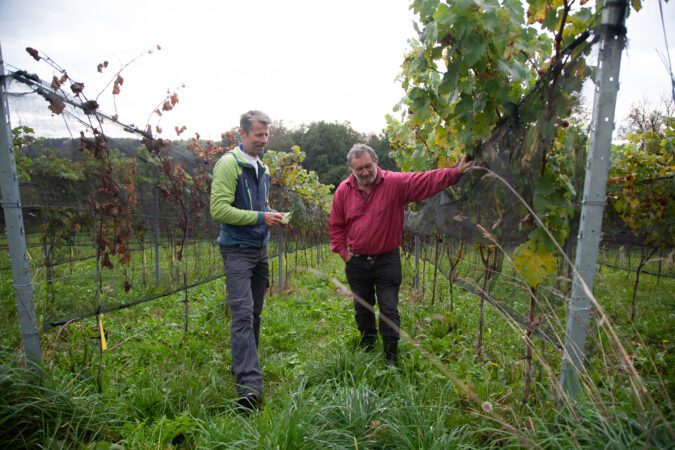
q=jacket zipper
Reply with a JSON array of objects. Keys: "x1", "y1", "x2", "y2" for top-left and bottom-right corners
[{"x1": 245, "y1": 178, "x2": 253, "y2": 210}]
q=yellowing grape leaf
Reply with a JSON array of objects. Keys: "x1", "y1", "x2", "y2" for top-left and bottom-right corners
[
  {"x1": 438, "y1": 155, "x2": 454, "y2": 168},
  {"x1": 513, "y1": 240, "x2": 557, "y2": 287},
  {"x1": 281, "y1": 212, "x2": 292, "y2": 224}
]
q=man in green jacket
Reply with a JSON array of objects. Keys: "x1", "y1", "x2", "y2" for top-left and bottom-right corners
[{"x1": 210, "y1": 110, "x2": 284, "y2": 410}]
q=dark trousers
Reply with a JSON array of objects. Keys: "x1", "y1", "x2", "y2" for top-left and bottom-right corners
[
  {"x1": 220, "y1": 244, "x2": 268, "y2": 396},
  {"x1": 345, "y1": 249, "x2": 402, "y2": 342}
]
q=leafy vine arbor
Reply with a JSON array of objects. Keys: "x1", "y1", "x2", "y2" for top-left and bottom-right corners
[
  {"x1": 2, "y1": 48, "x2": 330, "y2": 384},
  {"x1": 264, "y1": 146, "x2": 331, "y2": 292},
  {"x1": 388, "y1": 0, "x2": 670, "y2": 414},
  {"x1": 604, "y1": 117, "x2": 675, "y2": 320}
]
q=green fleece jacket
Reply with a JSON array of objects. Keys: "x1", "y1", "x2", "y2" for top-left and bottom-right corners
[{"x1": 210, "y1": 145, "x2": 272, "y2": 247}]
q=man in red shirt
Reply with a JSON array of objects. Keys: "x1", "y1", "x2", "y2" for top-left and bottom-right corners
[{"x1": 328, "y1": 143, "x2": 473, "y2": 365}]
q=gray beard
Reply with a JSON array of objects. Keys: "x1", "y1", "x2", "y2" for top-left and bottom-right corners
[{"x1": 356, "y1": 167, "x2": 378, "y2": 186}]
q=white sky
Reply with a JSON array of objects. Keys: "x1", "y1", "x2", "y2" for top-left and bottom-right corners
[{"x1": 0, "y1": 0, "x2": 673, "y2": 140}]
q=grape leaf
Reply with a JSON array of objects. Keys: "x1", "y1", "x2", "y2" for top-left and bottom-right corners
[{"x1": 513, "y1": 239, "x2": 557, "y2": 287}]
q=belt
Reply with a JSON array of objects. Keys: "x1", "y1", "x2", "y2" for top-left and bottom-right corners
[
  {"x1": 353, "y1": 253, "x2": 377, "y2": 268},
  {"x1": 352, "y1": 249, "x2": 397, "y2": 258}
]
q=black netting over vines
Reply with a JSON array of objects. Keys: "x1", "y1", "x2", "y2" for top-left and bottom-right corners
[
  {"x1": 403, "y1": 35, "x2": 590, "y2": 247},
  {"x1": 1, "y1": 68, "x2": 328, "y2": 330},
  {"x1": 402, "y1": 34, "x2": 674, "y2": 252}
]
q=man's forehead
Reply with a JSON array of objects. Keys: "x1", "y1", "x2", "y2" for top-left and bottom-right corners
[
  {"x1": 243, "y1": 122, "x2": 269, "y2": 134},
  {"x1": 251, "y1": 122, "x2": 269, "y2": 130},
  {"x1": 351, "y1": 154, "x2": 375, "y2": 166}
]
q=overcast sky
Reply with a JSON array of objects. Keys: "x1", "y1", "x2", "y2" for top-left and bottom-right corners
[{"x1": 1, "y1": 0, "x2": 673, "y2": 141}]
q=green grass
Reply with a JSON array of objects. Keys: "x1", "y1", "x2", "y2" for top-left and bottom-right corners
[
  {"x1": 0, "y1": 354, "x2": 123, "y2": 448},
  {"x1": 0, "y1": 246, "x2": 673, "y2": 448}
]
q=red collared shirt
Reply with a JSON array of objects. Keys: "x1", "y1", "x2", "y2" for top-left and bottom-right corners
[{"x1": 328, "y1": 167, "x2": 462, "y2": 260}]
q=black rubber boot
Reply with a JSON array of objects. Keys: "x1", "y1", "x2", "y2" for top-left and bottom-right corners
[
  {"x1": 383, "y1": 340, "x2": 398, "y2": 366},
  {"x1": 236, "y1": 390, "x2": 263, "y2": 414},
  {"x1": 359, "y1": 331, "x2": 377, "y2": 352}
]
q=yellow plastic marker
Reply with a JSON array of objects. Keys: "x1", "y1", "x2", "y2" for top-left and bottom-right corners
[{"x1": 97, "y1": 314, "x2": 108, "y2": 351}]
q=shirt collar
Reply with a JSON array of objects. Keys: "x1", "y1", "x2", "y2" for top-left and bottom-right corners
[{"x1": 238, "y1": 144, "x2": 259, "y2": 165}]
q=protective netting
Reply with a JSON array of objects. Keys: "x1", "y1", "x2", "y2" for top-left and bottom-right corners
[
  {"x1": 402, "y1": 33, "x2": 674, "y2": 252},
  {"x1": 401, "y1": 29, "x2": 586, "y2": 247},
  {"x1": 404, "y1": 114, "x2": 547, "y2": 246},
  {"x1": 2, "y1": 69, "x2": 327, "y2": 330}
]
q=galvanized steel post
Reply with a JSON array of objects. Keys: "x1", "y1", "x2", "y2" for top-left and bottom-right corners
[
  {"x1": 0, "y1": 44, "x2": 42, "y2": 365},
  {"x1": 559, "y1": 1, "x2": 628, "y2": 396}
]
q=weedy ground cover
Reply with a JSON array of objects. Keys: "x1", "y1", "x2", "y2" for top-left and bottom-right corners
[{"x1": 0, "y1": 247, "x2": 672, "y2": 448}]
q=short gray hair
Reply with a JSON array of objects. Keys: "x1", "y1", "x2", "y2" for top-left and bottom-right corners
[
  {"x1": 347, "y1": 143, "x2": 378, "y2": 168},
  {"x1": 240, "y1": 110, "x2": 271, "y2": 133}
]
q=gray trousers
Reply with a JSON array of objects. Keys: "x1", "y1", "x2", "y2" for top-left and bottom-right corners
[{"x1": 220, "y1": 244, "x2": 268, "y2": 395}]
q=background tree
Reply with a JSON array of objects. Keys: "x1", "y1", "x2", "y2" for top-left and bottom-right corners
[
  {"x1": 619, "y1": 97, "x2": 675, "y2": 140},
  {"x1": 266, "y1": 121, "x2": 398, "y2": 188},
  {"x1": 267, "y1": 120, "x2": 297, "y2": 153}
]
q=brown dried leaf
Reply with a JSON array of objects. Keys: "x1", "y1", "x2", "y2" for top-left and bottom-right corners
[
  {"x1": 47, "y1": 93, "x2": 65, "y2": 114},
  {"x1": 96, "y1": 235, "x2": 109, "y2": 252},
  {"x1": 157, "y1": 184, "x2": 170, "y2": 199},
  {"x1": 26, "y1": 47, "x2": 40, "y2": 61},
  {"x1": 70, "y1": 82, "x2": 84, "y2": 95},
  {"x1": 119, "y1": 252, "x2": 131, "y2": 265},
  {"x1": 82, "y1": 100, "x2": 99, "y2": 114},
  {"x1": 101, "y1": 252, "x2": 113, "y2": 269},
  {"x1": 112, "y1": 75, "x2": 123, "y2": 95}
]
